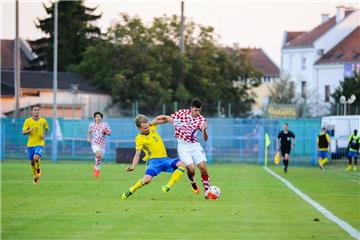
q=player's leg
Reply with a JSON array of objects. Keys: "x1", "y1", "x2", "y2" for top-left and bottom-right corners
[
  {"x1": 283, "y1": 152, "x2": 289, "y2": 173},
  {"x1": 192, "y1": 145, "x2": 210, "y2": 193},
  {"x1": 353, "y1": 154, "x2": 357, "y2": 170},
  {"x1": 179, "y1": 149, "x2": 199, "y2": 194},
  {"x1": 197, "y1": 161, "x2": 210, "y2": 193},
  {"x1": 33, "y1": 146, "x2": 43, "y2": 177},
  {"x1": 93, "y1": 146, "x2": 103, "y2": 177},
  {"x1": 346, "y1": 152, "x2": 353, "y2": 171},
  {"x1": 162, "y1": 159, "x2": 186, "y2": 192},
  {"x1": 27, "y1": 147, "x2": 38, "y2": 183},
  {"x1": 121, "y1": 174, "x2": 153, "y2": 200},
  {"x1": 318, "y1": 151, "x2": 324, "y2": 170}
]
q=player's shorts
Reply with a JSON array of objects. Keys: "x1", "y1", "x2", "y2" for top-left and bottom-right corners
[
  {"x1": 318, "y1": 150, "x2": 328, "y2": 159},
  {"x1": 27, "y1": 146, "x2": 44, "y2": 160},
  {"x1": 177, "y1": 140, "x2": 207, "y2": 166},
  {"x1": 348, "y1": 151, "x2": 358, "y2": 158},
  {"x1": 91, "y1": 145, "x2": 105, "y2": 155},
  {"x1": 145, "y1": 157, "x2": 180, "y2": 177},
  {"x1": 280, "y1": 147, "x2": 291, "y2": 157}
]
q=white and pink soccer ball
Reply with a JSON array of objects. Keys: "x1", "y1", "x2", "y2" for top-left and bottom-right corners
[{"x1": 206, "y1": 186, "x2": 221, "y2": 200}]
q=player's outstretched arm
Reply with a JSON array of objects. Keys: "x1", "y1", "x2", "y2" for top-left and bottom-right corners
[
  {"x1": 150, "y1": 115, "x2": 170, "y2": 126},
  {"x1": 126, "y1": 149, "x2": 141, "y2": 172},
  {"x1": 87, "y1": 129, "x2": 91, "y2": 143}
]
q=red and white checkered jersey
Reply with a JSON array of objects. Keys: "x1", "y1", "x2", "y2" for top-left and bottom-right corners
[
  {"x1": 169, "y1": 109, "x2": 207, "y2": 143},
  {"x1": 88, "y1": 121, "x2": 111, "y2": 149}
]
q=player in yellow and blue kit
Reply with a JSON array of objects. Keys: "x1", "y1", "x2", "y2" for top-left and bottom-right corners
[
  {"x1": 317, "y1": 127, "x2": 330, "y2": 170},
  {"x1": 22, "y1": 105, "x2": 49, "y2": 184},
  {"x1": 346, "y1": 129, "x2": 360, "y2": 171},
  {"x1": 121, "y1": 114, "x2": 186, "y2": 200}
]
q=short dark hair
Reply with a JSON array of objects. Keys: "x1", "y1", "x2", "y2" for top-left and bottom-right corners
[
  {"x1": 191, "y1": 99, "x2": 202, "y2": 108},
  {"x1": 32, "y1": 104, "x2": 41, "y2": 110},
  {"x1": 284, "y1": 122, "x2": 288, "y2": 126},
  {"x1": 93, "y1": 112, "x2": 103, "y2": 119}
]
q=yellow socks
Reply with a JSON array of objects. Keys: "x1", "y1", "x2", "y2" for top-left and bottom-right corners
[
  {"x1": 167, "y1": 166, "x2": 186, "y2": 187},
  {"x1": 130, "y1": 179, "x2": 145, "y2": 193},
  {"x1": 31, "y1": 163, "x2": 37, "y2": 176}
]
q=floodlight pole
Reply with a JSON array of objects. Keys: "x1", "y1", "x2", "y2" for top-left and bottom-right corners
[
  {"x1": 51, "y1": 1, "x2": 58, "y2": 162},
  {"x1": 179, "y1": 1, "x2": 185, "y2": 85},
  {"x1": 14, "y1": 0, "x2": 20, "y2": 118}
]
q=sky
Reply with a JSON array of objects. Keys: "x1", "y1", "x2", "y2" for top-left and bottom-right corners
[{"x1": 1, "y1": 0, "x2": 359, "y2": 66}]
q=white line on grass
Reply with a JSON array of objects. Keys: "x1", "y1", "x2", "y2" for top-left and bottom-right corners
[{"x1": 264, "y1": 166, "x2": 360, "y2": 240}]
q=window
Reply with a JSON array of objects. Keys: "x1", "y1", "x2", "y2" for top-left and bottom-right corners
[
  {"x1": 325, "y1": 85, "x2": 330, "y2": 102},
  {"x1": 301, "y1": 57, "x2": 306, "y2": 70},
  {"x1": 301, "y1": 81, "x2": 306, "y2": 98},
  {"x1": 290, "y1": 81, "x2": 295, "y2": 92}
]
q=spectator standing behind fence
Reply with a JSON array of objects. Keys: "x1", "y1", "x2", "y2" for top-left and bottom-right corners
[
  {"x1": 22, "y1": 105, "x2": 49, "y2": 184},
  {"x1": 346, "y1": 129, "x2": 359, "y2": 171},
  {"x1": 87, "y1": 112, "x2": 111, "y2": 177},
  {"x1": 317, "y1": 127, "x2": 330, "y2": 170},
  {"x1": 276, "y1": 123, "x2": 296, "y2": 173}
]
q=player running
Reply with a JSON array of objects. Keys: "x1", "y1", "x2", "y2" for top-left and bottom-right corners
[
  {"x1": 276, "y1": 123, "x2": 296, "y2": 173},
  {"x1": 87, "y1": 112, "x2": 111, "y2": 177},
  {"x1": 165, "y1": 99, "x2": 211, "y2": 196},
  {"x1": 121, "y1": 114, "x2": 186, "y2": 200},
  {"x1": 346, "y1": 129, "x2": 359, "y2": 171},
  {"x1": 22, "y1": 105, "x2": 49, "y2": 184},
  {"x1": 317, "y1": 127, "x2": 330, "y2": 170}
]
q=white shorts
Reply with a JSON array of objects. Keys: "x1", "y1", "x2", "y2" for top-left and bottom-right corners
[
  {"x1": 177, "y1": 140, "x2": 207, "y2": 166},
  {"x1": 91, "y1": 145, "x2": 105, "y2": 155}
]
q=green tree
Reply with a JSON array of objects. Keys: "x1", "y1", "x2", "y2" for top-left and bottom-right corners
[
  {"x1": 332, "y1": 72, "x2": 360, "y2": 114},
  {"x1": 74, "y1": 14, "x2": 262, "y2": 116},
  {"x1": 29, "y1": 0, "x2": 101, "y2": 71},
  {"x1": 268, "y1": 75, "x2": 295, "y2": 104}
]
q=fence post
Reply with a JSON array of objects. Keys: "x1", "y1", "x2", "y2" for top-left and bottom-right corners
[
  {"x1": 217, "y1": 100, "x2": 221, "y2": 117},
  {"x1": 174, "y1": 101, "x2": 178, "y2": 112},
  {"x1": 228, "y1": 103, "x2": 232, "y2": 118},
  {"x1": 162, "y1": 103, "x2": 166, "y2": 115}
]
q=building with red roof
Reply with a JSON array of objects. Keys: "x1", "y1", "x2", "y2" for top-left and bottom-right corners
[{"x1": 281, "y1": 6, "x2": 359, "y2": 116}]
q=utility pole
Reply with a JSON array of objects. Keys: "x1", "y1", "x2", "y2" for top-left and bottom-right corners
[
  {"x1": 14, "y1": 0, "x2": 20, "y2": 118},
  {"x1": 52, "y1": 1, "x2": 58, "y2": 162},
  {"x1": 179, "y1": 1, "x2": 185, "y2": 85}
]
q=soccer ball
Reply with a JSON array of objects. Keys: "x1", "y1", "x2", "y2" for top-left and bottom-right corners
[{"x1": 206, "y1": 186, "x2": 221, "y2": 200}]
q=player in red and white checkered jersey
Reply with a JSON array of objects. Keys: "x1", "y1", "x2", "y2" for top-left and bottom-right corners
[
  {"x1": 87, "y1": 112, "x2": 111, "y2": 177},
  {"x1": 168, "y1": 99, "x2": 212, "y2": 196}
]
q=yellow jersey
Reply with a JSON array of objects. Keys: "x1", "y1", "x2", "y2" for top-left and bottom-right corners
[
  {"x1": 135, "y1": 125, "x2": 167, "y2": 161},
  {"x1": 22, "y1": 117, "x2": 49, "y2": 147}
]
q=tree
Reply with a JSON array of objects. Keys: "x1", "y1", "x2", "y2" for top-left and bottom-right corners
[
  {"x1": 73, "y1": 14, "x2": 262, "y2": 116},
  {"x1": 29, "y1": 0, "x2": 101, "y2": 71},
  {"x1": 268, "y1": 74, "x2": 295, "y2": 104},
  {"x1": 332, "y1": 72, "x2": 360, "y2": 115}
]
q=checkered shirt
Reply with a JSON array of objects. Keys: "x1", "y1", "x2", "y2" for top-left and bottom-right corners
[
  {"x1": 169, "y1": 109, "x2": 207, "y2": 143},
  {"x1": 88, "y1": 121, "x2": 111, "y2": 149}
]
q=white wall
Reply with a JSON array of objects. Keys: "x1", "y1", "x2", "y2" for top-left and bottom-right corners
[
  {"x1": 281, "y1": 48, "x2": 316, "y2": 94},
  {"x1": 315, "y1": 64, "x2": 343, "y2": 102}
]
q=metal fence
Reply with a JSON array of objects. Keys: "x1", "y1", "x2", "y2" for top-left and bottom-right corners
[{"x1": 1, "y1": 117, "x2": 321, "y2": 165}]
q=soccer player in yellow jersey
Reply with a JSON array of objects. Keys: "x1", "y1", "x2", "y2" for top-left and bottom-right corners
[
  {"x1": 22, "y1": 105, "x2": 49, "y2": 184},
  {"x1": 121, "y1": 114, "x2": 186, "y2": 200},
  {"x1": 317, "y1": 127, "x2": 330, "y2": 170}
]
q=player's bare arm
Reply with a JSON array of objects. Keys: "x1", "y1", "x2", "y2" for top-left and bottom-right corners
[
  {"x1": 87, "y1": 129, "x2": 91, "y2": 143},
  {"x1": 126, "y1": 149, "x2": 141, "y2": 171},
  {"x1": 40, "y1": 128, "x2": 48, "y2": 140},
  {"x1": 202, "y1": 122, "x2": 208, "y2": 141},
  {"x1": 22, "y1": 128, "x2": 33, "y2": 135},
  {"x1": 149, "y1": 115, "x2": 170, "y2": 126}
]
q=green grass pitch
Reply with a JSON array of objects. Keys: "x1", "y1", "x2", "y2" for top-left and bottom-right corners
[{"x1": 1, "y1": 160, "x2": 359, "y2": 239}]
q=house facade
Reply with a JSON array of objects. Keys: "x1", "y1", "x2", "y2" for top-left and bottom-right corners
[{"x1": 281, "y1": 6, "x2": 360, "y2": 116}]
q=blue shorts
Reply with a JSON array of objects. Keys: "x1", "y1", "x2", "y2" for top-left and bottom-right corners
[
  {"x1": 348, "y1": 151, "x2": 358, "y2": 158},
  {"x1": 318, "y1": 150, "x2": 328, "y2": 159},
  {"x1": 27, "y1": 146, "x2": 44, "y2": 160},
  {"x1": 145, "y1": 157, "x2": 180, "y2": 177}
]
